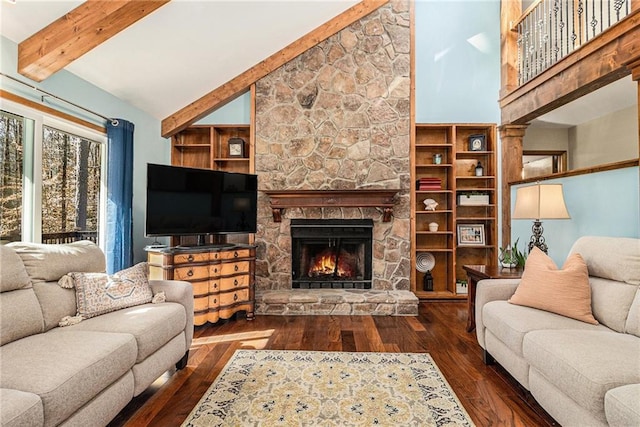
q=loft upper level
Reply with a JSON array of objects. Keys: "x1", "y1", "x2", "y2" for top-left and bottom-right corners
[{"x1": 499, "y1": 0, "x2": 640, "y2": 125}]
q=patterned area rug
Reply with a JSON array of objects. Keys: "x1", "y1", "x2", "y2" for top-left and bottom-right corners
[{"x1": 182, "y1": 350, "x2": 475, "y2": 426}]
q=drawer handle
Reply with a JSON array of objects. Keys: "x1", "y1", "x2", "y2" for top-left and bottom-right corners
[
  {"x1": 234, "y1": 279, "x2": 238, "y2": 286},
  {"x1": 234, "y1": 251, "x2": 239, "y2": 258},
  {"x1": 214, "y1": 253, "x2": 219, "y2": 259},
  {"x1": 234, "y1": 293, "x2": 238, "y2": 301},
  {"x1": 187, "y1": 269, "x2": 194, "y2": 277},
  {"x1": 214, "y1": 268, "x2": 218, "y2": 273},
  {"x1": 214, "y1": 283, "x2": 218, "y2": 289},
  {"x1": 214, "y1": 299, "x2": 217, "y2": 304},
  {"x1": 187, "y1": 254, "x2": 194, "y2": 262},
  {"x1": 234, "y1": 265, "x2": 239, "y2": 272}
]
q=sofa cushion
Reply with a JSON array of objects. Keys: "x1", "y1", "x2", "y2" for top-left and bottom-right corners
[
  {"x1": 483, "y1": 301, "x2": 605, "y2": 357},
  {"x1": 569, "y1": 236, "x2": 640, "y2": 285},
  {"x1": 0, "y1": 288, "x2": 45, "y2": 346},
  {"x1": 0, "y1": 245, "x2": 31, "y2": 292},
  {"x1": 605, "y1": 384, "x2": 640, "y2": 427},
  {"x1": 0, "y1": 388, "x2": 43, "y2": 427},
  {"x1": 32, "y1": 281, "x2": 77, "y2": 331},
  {"x1": 589, "y1": 277, "x2": 638, "y2": 333},
  {"x1": 625, "y1": 290, "x2": 640, "y2": 337},
  {"x1": 508, "y1": 247, "x2": 597, "y2": 324},
  {"x1": 523, "y1": 330, "x2": 640, "y2": 418},
  {"x1": 62, "y1": 302, "x2": 187, "y2": 362},
  {"x1": 0, "y1": 330, "x2": 137, "y2": 427},
  {"x1": 8, "y1": 240, "x2": 105, "y2": 283},
  {"x1": 70, "y1": 262, "x2": 153, "y2": 319}
]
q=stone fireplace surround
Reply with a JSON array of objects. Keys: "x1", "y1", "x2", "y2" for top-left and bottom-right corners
[{"x1": 252, "y1": 0, "x2": 417, "y2": 315}]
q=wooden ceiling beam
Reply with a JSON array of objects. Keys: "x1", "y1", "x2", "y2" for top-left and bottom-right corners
[
  {"x1": 18, "y1": 0, "x2": 170, "y2": 82},
  {"x1": 161, "y1": 0, "x2": 389, "y2": 138}
]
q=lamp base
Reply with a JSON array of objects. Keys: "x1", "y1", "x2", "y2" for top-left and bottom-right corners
[{"x1": 527, "y1": 220, "x2": 548, "y2": 254}]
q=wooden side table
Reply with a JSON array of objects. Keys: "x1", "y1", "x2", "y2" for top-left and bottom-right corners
[{"x1": 463, "y1": 264, "x2": 523, "y2": 332}]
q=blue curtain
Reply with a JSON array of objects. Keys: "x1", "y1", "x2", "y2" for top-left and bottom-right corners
[{"x1": 105, "y1": 119, "x2": 134, "y2": 274}]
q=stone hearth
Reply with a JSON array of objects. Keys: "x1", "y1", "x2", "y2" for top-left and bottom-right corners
[{"x1": 255, "y1": 289, "x2": 418, "y2": 316}]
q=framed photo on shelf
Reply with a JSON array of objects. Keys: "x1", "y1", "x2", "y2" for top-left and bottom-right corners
[
  {"x1": 457, "y1": 224, "x2": 485, "y2": 246},
  {"x1": 468, "y1": 134, "x2": 486, "y2": 151},
  {"x1": 228, "y1": 137, "x2": 245, "y2": 158}
]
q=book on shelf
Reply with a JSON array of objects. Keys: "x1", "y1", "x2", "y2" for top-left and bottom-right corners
[{"x1": 416, "y1": 177, "x2": 442, "y2": 190}]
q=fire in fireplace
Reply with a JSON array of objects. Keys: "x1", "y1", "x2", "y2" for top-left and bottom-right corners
[{"x1": 290, "y1": 219, "x2": 373, "y2": 289}]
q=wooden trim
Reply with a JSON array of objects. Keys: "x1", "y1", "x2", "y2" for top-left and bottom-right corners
[
  {"x1": 409, "y1": 0, "x2": 417, "y2": 300},
  {"x1": 161, "y1": 0, "x2": 389, "y2": 138},
  {"x1": 499, "y1": 124, "x2": 527, "y2": 247},
  {"x1": 18, "y1": 0, "x2": 170, "y2": 82},
  {"x1": 510, "y1": 159, "x2": 639, "y2": 185},
  {"x1": 500, "y1": 0, "x2": 521, "y2": 98},
  {"x1": 262, "y1": 189, "x2": 400, "y2": 223},
  {"x1": 0, "y1": 89, "x2": 106, "y2": 134},
  {"x1": 500, "y1": 9, "x2": 640, "y2": 124}
]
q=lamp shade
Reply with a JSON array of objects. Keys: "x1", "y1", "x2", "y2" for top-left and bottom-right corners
[{"x1": 513, "y1": 184, "x2": 571, "y2": 220}]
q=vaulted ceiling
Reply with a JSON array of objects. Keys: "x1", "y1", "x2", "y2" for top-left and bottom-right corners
[{"x1": 1, "y1": 0, "x2": 372, "y2": 135}]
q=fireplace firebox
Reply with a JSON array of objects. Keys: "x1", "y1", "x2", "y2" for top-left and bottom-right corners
[{"x1": 291, "y1": 219, "x2": 373, "y2": 289}]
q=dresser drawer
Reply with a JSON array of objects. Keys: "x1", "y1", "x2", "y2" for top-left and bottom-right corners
[
  {"x1": 220, "y1": 274, "x2": 250, "y2": 291},
  {"x1": 208, "y1": 294, "x2": 220, "y2": 308},
  {"x1": 174, "y1": 252, "x2": 209, "y2": 264},
  {"x1": 220, "y1": 248, "x2": 252, "y2": 260},
  {"x1": 194, "y1": 295, "x2": 209, "y2": 312},
  {"x1": 192, "y1": 280, "x2": 209, "y2": 298},
  {"x1": 219, "y1": 288, "x2": 249, "y2": 306},
  {"x1": 209, "y1": 279, "x2": 220, "y2": 293},
  {"x1": 174, "y1": 265, "x2": 210, "y2": 281},
  {"x1": 220, "y1": 261, "x2": 250, "y2": 276}
]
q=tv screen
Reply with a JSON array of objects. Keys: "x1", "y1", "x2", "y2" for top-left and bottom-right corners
[{"x1": 146, "y1": 163, "x2": 257, "y2": 237}]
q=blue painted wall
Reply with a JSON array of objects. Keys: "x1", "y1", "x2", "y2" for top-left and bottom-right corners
[
  {"x1": 196, "y1": 92, "x2": 251, "y2": 124},
  {"x1": 415, "y1": 0, "x2": 501, "y2": 123},
  {"x1": 511, "y1": 167, "x2": 640, "y2": 266},
  {"x1": 1, "y1": 36, "x2": 169, "y2": 262}
]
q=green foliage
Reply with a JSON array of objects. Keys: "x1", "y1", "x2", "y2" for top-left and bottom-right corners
[{"x1": 499, "y1": 238, "x2": 527, "y2": 268}]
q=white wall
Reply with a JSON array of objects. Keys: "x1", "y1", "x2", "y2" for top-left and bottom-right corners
[
  {"x1": 569, "y1": 105, "x2": 638, "y2": 169},
  {"x1": 523, "y1": 127, "x2": 569, "y2": 151}
]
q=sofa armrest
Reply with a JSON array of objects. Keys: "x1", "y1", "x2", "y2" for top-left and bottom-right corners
[
  {"x1": 149, "y1": 280, "x2": 193, "y2": 352},
  {"x1": 475, "y1": 279, "x2": 520, "y2": 349}
]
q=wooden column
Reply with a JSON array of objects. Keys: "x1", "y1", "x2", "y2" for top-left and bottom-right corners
[
  {"x1": 499, "y1": 0, "x2": 521, "y2": 99},
  {"x1": 629, "y1": 60, "x2": 640, "y2": 165},
  {"x1": 499, "y1": 125, "x2": 528, "y2": 247}
]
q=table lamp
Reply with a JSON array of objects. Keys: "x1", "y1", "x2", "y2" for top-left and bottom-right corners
[{"x1": 512, "y1": 183, "x2": 571, "y2": 254}]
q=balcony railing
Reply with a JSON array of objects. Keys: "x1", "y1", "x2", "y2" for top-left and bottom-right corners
[
  {"x1": 514, "y1": 0, "x2": 632, "y2": 85},
  {"x1": 1, "y1": 231, "x2": 97, "y2": 244}
]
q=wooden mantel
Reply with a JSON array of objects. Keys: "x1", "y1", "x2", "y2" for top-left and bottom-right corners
[{"x1": 262, "y1": 189, "x2": 400, "y2": 222}]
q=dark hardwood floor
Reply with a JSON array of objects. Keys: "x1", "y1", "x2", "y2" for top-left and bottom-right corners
[{"x1": 109, "y1": 301, "x2": 558, "y2": 426}]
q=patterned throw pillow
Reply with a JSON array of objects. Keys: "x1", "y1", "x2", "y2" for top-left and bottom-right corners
[{"x1": 70, "y1": 262, "x2": 153, "y2": 319}]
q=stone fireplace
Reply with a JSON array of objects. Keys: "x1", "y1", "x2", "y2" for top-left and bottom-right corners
[
  {"x1": 291, "y1": 219, "x2": 373, "y2": 289},
  {"x1": 252, "y1": 0, "x2": 417, "y2": 315}
]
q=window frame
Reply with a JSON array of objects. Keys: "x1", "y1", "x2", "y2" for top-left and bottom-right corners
[{"x1": 1, "y1": 98, "x2": 108, "y2": 250}]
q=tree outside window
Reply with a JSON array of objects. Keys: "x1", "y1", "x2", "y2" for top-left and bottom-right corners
[{"x1": 1, "y1": 110, "x2": 102, "y2": 244}]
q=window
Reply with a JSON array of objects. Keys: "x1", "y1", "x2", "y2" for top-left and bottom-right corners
[
  {"x1": 0, "y1": 111, "x2": 26, "y2": 242},
  {"x1": 0, "y1": 105, "x2": 106, "y2": 245}
]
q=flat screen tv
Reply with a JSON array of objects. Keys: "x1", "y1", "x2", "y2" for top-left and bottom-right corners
[{"x1": 146, "y1": 163, "x2": 257, "y2": 239}]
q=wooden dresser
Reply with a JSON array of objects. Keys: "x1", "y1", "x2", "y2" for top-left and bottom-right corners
[{"x1": 147, "y1": 244, "x2": 255, "y2": 326}]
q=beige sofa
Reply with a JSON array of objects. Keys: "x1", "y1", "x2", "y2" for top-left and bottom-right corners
[
  {"x1": 475, "y1": 236, "x2": 640, "y2": 426},
  {"x1": 0, "y1": 241, "x2": 194, "y2": 427}
]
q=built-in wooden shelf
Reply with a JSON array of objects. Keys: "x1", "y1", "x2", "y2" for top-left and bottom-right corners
[{"x1": 262, "y1": 189, "x2": 401, "y2": 222}]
